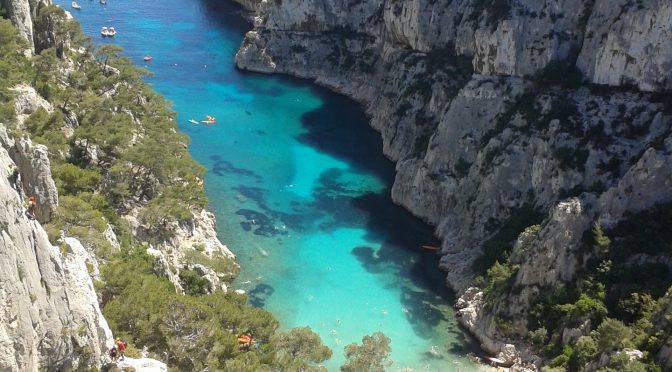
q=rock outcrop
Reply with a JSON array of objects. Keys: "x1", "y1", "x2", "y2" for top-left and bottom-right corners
[
  {"x1": 129, "y1": 208, "x2": 237, "y2": 293},
  {"x1": 11, "y1": 137, "x2": 59, "y2": 223},
  {"x1": 0, "y1": 86, "x2": 59, "y2": 223},
  {"x1": 0, "y1": 0, "x2": 51, "y2": 54},
  {"x1": 0, "y1": 124, "x2": 112, "y2": 371},
  {"x1": 104, "y1": 357, "x2": 168, "y2": 372},
  {"x1": 233, "y1": 0, "x2": 672, "y2": 365}
]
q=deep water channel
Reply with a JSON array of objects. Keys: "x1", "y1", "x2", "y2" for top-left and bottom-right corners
[{"x1": 57, "y1": 0, "x2": 480, "y2": 369}]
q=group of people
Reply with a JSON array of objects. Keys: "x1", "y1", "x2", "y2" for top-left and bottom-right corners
[{"x1": 109, "y1": 337, "x2": 127, "y2": 362}]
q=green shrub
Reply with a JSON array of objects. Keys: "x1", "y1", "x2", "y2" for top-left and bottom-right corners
[
  {"x1": 184, "y1": 250, "x2": 239, "y2": 281},
  {"x1": 473, "y1": 205, "x2": 543, "y2": 276},
  {"x1": 528, "y1": 327, "x2": 548, "y2": 346},
  {"x1": 179, "y1": 269, "x2": 209, "y2": 296},
  {"x1": 568, "y1": 336, "x2": 597, "y2": 370},
  {"x1": 341, "y1": 332, "x2": 391, "y2": 372},
  {"x1": 52, "y1": 163, "x2": 101, "y2": 195},
  {"x1": 594, "y1": 318, "x2": 633, "y2": 353}
]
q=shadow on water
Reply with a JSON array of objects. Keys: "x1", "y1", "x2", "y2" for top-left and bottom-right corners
[
  {"x1": 247, "y1": 283, "x2": 275, "y2": 308},
  {"x1": 199, "y1": 0, "x2": 483, "y2": 355},
  {"x1": 232, "y1": 186, "x2": 321, "y2": 234},
  {"x1": 210, "y1": 154, "x2": 264, "y2": 183},
  {"x1": 296, "y1": 91, "x2": 395, "y2": 184},
  {"x1": 199, "y1": 0, "x2": 251, "y2": 40}
]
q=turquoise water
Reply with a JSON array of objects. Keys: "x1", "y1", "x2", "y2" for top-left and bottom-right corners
[{"x1": 57, "y1": 0, "x2": 480, "y2": 370}]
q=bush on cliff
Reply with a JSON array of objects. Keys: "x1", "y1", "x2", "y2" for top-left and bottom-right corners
[
  {"x1": 520, "y1": 205, "x2": 672, "y2": 371},
  {"x1": 100, "y1": 248, "x2": 330, "y2": 371}
]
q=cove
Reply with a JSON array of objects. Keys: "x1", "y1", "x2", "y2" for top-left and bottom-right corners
[{"x1": 56, "y1": 0, "x2": 480, "y2": 370}]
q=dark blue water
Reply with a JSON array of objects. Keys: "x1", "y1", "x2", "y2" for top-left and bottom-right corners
[{"x1": 58, "y1": 0, "x2": 479, "y2": 369}]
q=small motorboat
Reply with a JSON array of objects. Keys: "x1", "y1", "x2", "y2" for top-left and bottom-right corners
[
  {"x1": 100, "y1": 27, "x2": 109, "y2": 36},
  {"x1": 71, "y1": 1, "x2": 81, "y2": 9},
  {"x1": 143, "y1": 55, "x2": 153, "y2": 61},
  {"x1": 107, "y1": 27, "x2": 116, "y2": 37},
  {"x1": 189, "y1": 119, "x2": 199, "y2": 125},
  {"x1": 99, "y1": 0, "x2": 106, "y2": 4}
]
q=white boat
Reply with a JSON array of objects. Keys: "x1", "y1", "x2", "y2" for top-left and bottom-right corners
[
  {"x1": 107, "y1": 27, "x2": 116, "y2": 37},
  {"x1": 100, "y1": 27, "x2": 109, "y2": 37},
  {"x1": 99, "y1": 0, "x2": 106, "y2": 4},
  {"x1": 71, "y1": 1, "x2": 81, "y2": 9}
]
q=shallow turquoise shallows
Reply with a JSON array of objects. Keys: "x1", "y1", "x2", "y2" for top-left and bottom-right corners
[{"x1": 57, "y1": 0, "x2": 480, "y2": 370}]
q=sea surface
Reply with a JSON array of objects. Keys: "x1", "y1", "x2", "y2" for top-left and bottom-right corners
[{"x1": 57, "y1": 0, "x2": 480, "y2": 370}]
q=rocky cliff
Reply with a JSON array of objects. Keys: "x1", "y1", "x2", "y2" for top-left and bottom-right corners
[
  {"x1": 0, "y1": 0, "x2": 239, "y2": 369},
  {"x1": 234, "y1": 0, "x2": 672, "y2": 368},
  {"x1": 0, "y1": 122, "x2": 112, "y2": 371},
  {"x1": 0, "y1": 0, "x2": 52, "y2": 54}
]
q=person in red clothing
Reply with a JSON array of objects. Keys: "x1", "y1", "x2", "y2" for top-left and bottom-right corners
[{"x1": 115, "y1": 338, "x2": 126, "y2": 360}]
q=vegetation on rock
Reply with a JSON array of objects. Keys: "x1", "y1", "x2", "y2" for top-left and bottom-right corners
[{"x1": 0, "y1": 6, "x2": 342, "y2": 370}]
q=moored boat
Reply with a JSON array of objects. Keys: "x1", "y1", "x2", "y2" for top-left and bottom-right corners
[
  {"x1": 71, "y1": 1, "x2": 81, "y2": 9},
  {"x1": 100, "y1": 26, "x2": 109, "y2": 36}
]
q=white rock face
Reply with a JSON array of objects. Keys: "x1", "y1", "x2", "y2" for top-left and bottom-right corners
[
  {"x1": 0, "y1": 125, "x2": 112, "y2": 371},
  {"x1": 11, "y1": 84, "x2": 53, "y2": 123},
  {"x1": 0, "y1": 0, "x2": 39, "y2": 53},
  {"x1": 233, "y1": 0, "x2": 672, "y2": 364},
  {"x1": 11, "y1": 137, "x2": 59, "y2": 223},
  {"x1": 130, "y1": 208, "x2": 237, "y2": 293},
  {"x1": 112, "y1": 357, "x2": 168, "y2": 372},
  {"x1": 577, "y1": 0, "x2": 672, "y2": 91}
]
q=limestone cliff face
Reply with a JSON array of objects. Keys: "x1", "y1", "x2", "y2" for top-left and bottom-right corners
[
  {"x1": 234, "y1": 0, "x2": 672, "y2": 364},
  {"x1": 0, "y1": 1, "x2": 239, "y2": 369},
  {"x1": 128, "y1": 208, "x2": 236, "y2": 293},
  {"x1": 0, "y1": 0, "x2": 52, "y2": 54},
  {"x1": 0, "y1": 124, "x2": 113, "y2": 371},
  {"x1": 235, "y1": 0, "x2": 672, "y2": 288}
]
